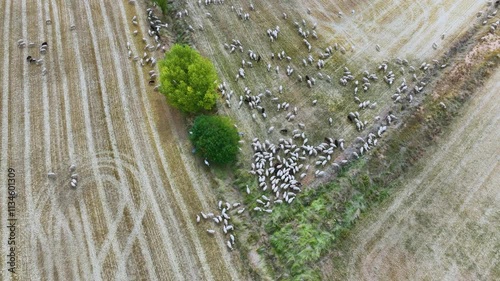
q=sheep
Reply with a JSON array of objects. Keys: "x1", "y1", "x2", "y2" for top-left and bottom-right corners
[
  {"x1": 17, "y1": 39, "x2": 26, "y2": 48},
  {"x1": 207, "y1": 229, "x2": 216, "y2": 234}
]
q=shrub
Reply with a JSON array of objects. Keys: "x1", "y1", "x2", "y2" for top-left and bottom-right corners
[
  {"x1": 190, "y1": 115, "x2": 239, "y2": 165},
  {"x1": 159, "y1": 44, "x2": 218, "y2": 114},
  {"x1": 152, "y1": 0, "x2": 169, "y2": 14}
]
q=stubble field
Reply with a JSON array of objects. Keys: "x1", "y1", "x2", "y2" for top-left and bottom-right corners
[{"x1": 0, "y1": 0, "x2": 497, "y2": 280}]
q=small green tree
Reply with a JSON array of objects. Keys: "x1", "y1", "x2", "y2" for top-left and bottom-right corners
[
  {"x1": 190, "y1": 115, "x2": 240, "y2": 165},
  {"x1": 159, "y1": 44, "x2": 218, "y2": 114}
]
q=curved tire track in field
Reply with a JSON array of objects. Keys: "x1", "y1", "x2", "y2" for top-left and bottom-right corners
[
  {"x1": 83, "y1": 0, "x2": 194, "y2": 278},
  {"x1": 53, "y1": 0, "x2": 114, "y2": 279},
  {"x1": 65, "y1": 0, "x2": 161, "y2": 279},
  {"x1": 45, "y1": 0, "x2": 93, "y2": 276}
]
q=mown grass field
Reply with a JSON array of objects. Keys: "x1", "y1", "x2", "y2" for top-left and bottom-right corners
[{"x1": 178, "y1": 0, "x2": 499, "y2": 279}]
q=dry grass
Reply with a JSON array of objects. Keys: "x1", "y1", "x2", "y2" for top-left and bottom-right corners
[
  {"x1": 320, "y1": 31, "x2": 500, "y2": 281},
  {"x1": 179, "y1": 0, "x2": 498, "y2": 279}
]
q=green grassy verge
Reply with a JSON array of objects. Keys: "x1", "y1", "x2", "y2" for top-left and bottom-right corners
[{"x1": 152, "y1": 0, "x2": 169, "y2": 14}]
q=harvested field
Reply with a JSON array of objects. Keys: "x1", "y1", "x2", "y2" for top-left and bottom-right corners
[
  {"x1": 339, "y1": 66, "x2": 500, "y2": 281},
  {"x1": 0, "y1": 0, "x2": 246, "y2": 280},
  {"x1": 184, "y1": 0, "x2": 499, "y2": 278},
  {"x1": 1, "y1": 0, "x2": 498, "y2": 279}
]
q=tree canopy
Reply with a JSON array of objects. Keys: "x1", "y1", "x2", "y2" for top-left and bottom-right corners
[
  {"x1": 190, "y1": 115, "x2": 240, "y2": 165},
  {"x1": 159, "y1": 44, "x2": 218, "y2": 114}
]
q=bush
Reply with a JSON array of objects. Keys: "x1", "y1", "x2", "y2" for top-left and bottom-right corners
[
  {"x1": 152, "y1": 0, "x2": 169, "y2": 14},
  {"x1": 190, "y1": 115, "x2": 239, "y2": 165},
  {"x1": 159, "y1": 44, "x2": 218, "y2": 114}
]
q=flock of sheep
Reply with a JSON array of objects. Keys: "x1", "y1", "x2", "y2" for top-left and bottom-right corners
[
  {"x1": 126, "y1": 6, "x2": 170, "y2": 90},
  {"x1": 197, "y1": 200, "x2": 244, "y2": 250},
  {"x1": 17, "y1": 19, "x2": 78, "y2": 76},
  {"x1": 178, "y1": 1, "x2": 499, "y2": 251}
]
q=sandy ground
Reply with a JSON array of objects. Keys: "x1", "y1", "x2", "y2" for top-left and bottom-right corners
[
  {"x1": 335, "y1": 66, "x2": 500, "y2": 280},
  {"x1": 0, "y1": 0, "x2": 247, "y2": 280}
]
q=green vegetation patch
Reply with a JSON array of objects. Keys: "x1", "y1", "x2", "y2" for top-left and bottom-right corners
[
  {"x1": 190, "y1": 115, "x2": 240, "y2": 165},
  {"x1": 152, "y1": 0, "x2": 169, "y2": 14},
  {"x1": 262, "y1": 167, "x2": 385, "y2": 280}
]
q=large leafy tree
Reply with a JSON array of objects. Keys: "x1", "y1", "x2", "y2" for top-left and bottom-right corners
[
  {"x1": 159, "y1": 44, "x2": 218, "y2": 114},
  {"x1": 190, "y1": 115, "x2": 240, "y2": 165}
]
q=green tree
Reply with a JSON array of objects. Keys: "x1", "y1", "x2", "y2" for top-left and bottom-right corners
[
  {"x1": 159, "y1": 44, "x2": 218, "y2": 114},
  {"x1": 190, "y1": 115, "x2": 240, "y2": 165}
]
